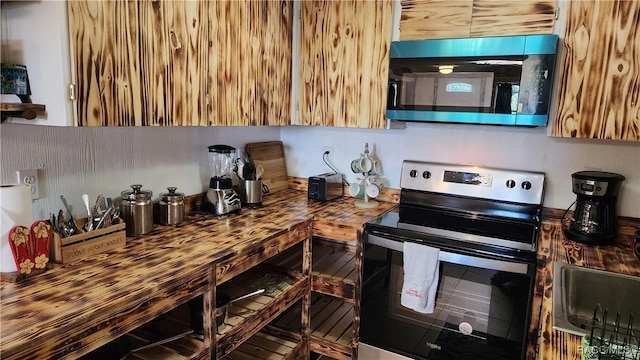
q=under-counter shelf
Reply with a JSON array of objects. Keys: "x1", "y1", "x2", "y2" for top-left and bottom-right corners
[
  {"x1": 269, "y1": 239, "x2": 357, "y2": 300},
  {"x1": 216, "y1": 264, "x2": 309, "y2": 358},
  {"x1": 273, "y1": 293, "x2": 354, "y2": 360},
  {"x1": 222, "y1": 329, "x2": 306, "y2": 360}
]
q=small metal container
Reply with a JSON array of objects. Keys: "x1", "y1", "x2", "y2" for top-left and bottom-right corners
[
  {"x1": 120, "y1": 184, "x2": 153, "y2": 236},
  {"x1": 159, "y1": 187, "x2": 185, "y2": 226}
]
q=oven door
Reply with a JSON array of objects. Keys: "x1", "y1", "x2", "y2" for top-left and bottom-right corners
[{"x1": 360, "y1": 233, "x2": 535, "y2": 360}]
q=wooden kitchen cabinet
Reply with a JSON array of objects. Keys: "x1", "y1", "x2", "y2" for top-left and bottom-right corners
[
  {"x1": 399, "y1": 0, "x2": 557, "y2": 40},
  {"x1": 551, "y1": 0, "x2": 640, "y2": 140},
  {"x1": 68, "y1": 0, "x2": 293, "y2": 126},
  {"x1": 296, "y1": 0, "x2": 393, "y2": 129}
]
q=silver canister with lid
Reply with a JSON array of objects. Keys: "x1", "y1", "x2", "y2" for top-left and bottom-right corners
[
  {"x1": 159, "y1": 186, "x2": 185, "y2": 226},
  {"x1": 121, "y1": 184, "x2": 154, "y2": 236}
]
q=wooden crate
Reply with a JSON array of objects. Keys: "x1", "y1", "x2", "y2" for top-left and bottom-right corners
[{"x1": 50, "y1": 219, "x2": 126, "y2": 264}]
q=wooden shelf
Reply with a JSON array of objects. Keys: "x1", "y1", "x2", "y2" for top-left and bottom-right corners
[
  {"x1": 216, "y1": 265, "x2": 308, "y2": 358},
  {"x1": 223, "y1": 329, "x2": 305, "y2": 360},
  {"x1": 310, "y1": 295, "x2": 354, "y2": 359},
  {"x1": 273, "y1": 293, "x2": 354, "y2": 360},
  {"x1": 311, "y1": 240, "x2": 356, "y2": 300},
  {"x1": 0, "y1": 102, "x2": 45, "y2": 121},
  {"x1": 268, "y1": 239, "x2": 357, "y2": 299}
]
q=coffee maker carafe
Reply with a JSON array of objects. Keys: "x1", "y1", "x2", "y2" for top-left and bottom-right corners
[
  {"x1": 563, "y1": 171, "x2": 625, "y2": 245},
  {"x1": 204, "y1": 145, "x2": 241, "y2": 216}
]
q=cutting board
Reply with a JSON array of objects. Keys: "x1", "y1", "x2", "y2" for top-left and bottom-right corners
[{"x1": 245, "y1": 141, "x2": 289, "y2": 194}]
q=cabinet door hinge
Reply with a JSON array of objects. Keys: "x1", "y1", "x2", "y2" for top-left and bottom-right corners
[{"x1": 68, "y1": 84, "x2": 76, "y2": 101}]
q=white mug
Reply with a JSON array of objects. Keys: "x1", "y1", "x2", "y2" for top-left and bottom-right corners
[
  {"x1": 349, "y1": 182, "x2": 365, "y2": 198},
  {"x1": 366, "y1": 183, "x2": 380, "y2": 198},
  {"x1": 351, "y1": 157, "x2": 372, "y2": 173}
]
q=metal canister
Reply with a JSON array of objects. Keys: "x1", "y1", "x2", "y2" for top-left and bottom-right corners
[
  {"x1": 159, "y1": 187, "x2": 185, "y2": 226},
  {"x1": 120, "y1": 184, "x2": 153, "y2": 236}
]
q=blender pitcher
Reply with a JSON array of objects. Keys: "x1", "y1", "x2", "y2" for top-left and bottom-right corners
[{"x1": 204, "y1": 145, "x2": 241, "y2": 215}]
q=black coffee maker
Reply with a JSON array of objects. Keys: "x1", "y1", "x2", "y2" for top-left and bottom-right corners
[{"x1": 563, "y1": 171, "x2": 625, "y2": 245}]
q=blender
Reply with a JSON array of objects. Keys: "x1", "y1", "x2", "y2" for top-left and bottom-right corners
[
  {"x1": 563, "y1": 171, "x2": 625, "y2": 245},
  {"x1": 203, "y1": 145, "x2": 241, "y2": 215}
]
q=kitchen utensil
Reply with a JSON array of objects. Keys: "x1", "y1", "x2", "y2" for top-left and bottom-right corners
[
  {"x1": 56, "y1": 209, "x2": 73, "y2": 237},
  {"x1": 92, "y1": 194, "x2": 105, "y2": 216},
  {"x1": 158, "y1": 187, "x2": 185, "y2": 226},
  {"x1": 60, "y1": 195, "x2": 79, "y2": 235},
  {"x1": 255, "y1": 165, "x2": 264, "y2": 180},
  {"x1": 130, "y1": 329, "x2": 194, "y2": 353},
  {"x1": 94, "y1": 207, "x2": 113, "y2": 230},
  {"x1": 215, "y1": 288, "x2": 265, "y2": 327},
  {"x1": 82, "y1": 194, "x2": 93, "y2": 231},
  {"x1": 243, "y1": 152, "x2": 256, "y2": 180},
  {"x1": 120, "y1": 184, "x2": 154, "y2": 236},
  {"x1": 245, "y1": 141, "x2": 289, "y2": 194}
]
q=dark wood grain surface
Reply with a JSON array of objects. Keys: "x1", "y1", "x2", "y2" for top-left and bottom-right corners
[
  {"x1": 529, "y1": 211, "x2": 640, "y2": 359},
  {"x1": 0, "y1": 189, "x2": 394, "y2": 359}
]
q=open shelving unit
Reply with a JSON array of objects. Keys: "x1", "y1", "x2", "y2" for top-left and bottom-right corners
[
  {"x1": 270, "y1": 236, "x2": 361, "y2": 359},
  {"x1": 215, "y1": 265, "x2": 308, "y2": 358}
]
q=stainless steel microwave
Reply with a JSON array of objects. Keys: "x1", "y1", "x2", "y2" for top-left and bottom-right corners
[{"x1": 387, "y1": 34, "x2": 559, "y2": 126}]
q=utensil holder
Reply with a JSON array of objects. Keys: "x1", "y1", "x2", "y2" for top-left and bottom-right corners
[{"x1": 50, "y1": 218, "x2": 126, "y2": 264}]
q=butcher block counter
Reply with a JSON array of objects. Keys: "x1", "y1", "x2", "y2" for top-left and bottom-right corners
[
  {"x1": 0, "y1": 189, "x2": 395, "y2": 360},
  {"x1": 530, "y1": 211, "x2": 640, "y2": 360}
]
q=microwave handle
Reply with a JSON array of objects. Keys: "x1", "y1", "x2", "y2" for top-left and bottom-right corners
[{"x1": 366, "y1": 234, "x2": 529, "y2": 275}]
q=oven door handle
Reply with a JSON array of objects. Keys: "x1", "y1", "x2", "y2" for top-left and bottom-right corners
[{"x1": 367, "y1": 234, "x2": 529, "y2": 275}]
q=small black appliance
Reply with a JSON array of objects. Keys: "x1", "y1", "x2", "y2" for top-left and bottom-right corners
[{"x1": 563, "y1": 171, "x2": 625, "y2": 245}]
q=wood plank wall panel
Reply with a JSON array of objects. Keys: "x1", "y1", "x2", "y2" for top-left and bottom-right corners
[
  {"x1": 399, "y1": 0, "x2": 473, "y2": 40},
  {"x1": 298, "y1": 1, "x2": 392, "y2": 128},
  {"x1": 399, "y1": 0, "x2": 555, "y2": 40},
  {"x1": 469, "y1": 0, "x2": 556, "y2": 37},
  {"x1": 261, "y1": 1, "x2": 294, "y2": 126},
  {"x1": 139, "y1": 1, "x2": 209, "y2": 126},
  {"x1": 208, "y1": 1, "x2": 292, "y2": 126},
  {"x1": 552, "y1": 0, "x2": 640, "y2": 140},
  {"x1": 68, "y1": 1, "x2": 141, "y2": 126},
  {"x1": 70, "y1": 1, "x2": 292, "y2": 127},
  {"x1": 68, "y1": 1, "x2": 209, "y2": 126}
]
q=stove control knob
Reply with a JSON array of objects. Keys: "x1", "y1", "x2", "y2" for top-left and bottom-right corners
[
  {"x1": 422, "y1": 171, "x2": 431, "y2": 179},
  {"x1": 410, "y1": 169, "x2": 418, "y2": 178},
  {"x1": 506, "y1": 179, "x2": 516, "y2": 188},
  {"x1": 521, "y1": 181, "x2": 532, "y2": 190}
]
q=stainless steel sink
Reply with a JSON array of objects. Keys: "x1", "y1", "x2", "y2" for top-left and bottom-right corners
[{"x1": 552, "y1": 261, "x2": 640, "y2": 336}]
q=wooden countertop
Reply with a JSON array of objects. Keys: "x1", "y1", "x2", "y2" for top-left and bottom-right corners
[
  {"x1": 532, "y1": 212, "x2": 640, "y2": 360},
  {"x1": 0, "y1": 189, "x2": 394, "y2": 359}
]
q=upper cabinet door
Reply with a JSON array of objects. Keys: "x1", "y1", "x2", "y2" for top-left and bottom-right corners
[
  {"x1": 552, "y1": 0, "x2": 640, "y2": 140},
  {"x1": 68, "y1": 1, "x2": 293, "y2": 126},
  {"x1": 297, "y1": 0, "x2": 393, "y2": 128},
  {"x1": 399, "y1": 0, "x2": 556, "y2": 40},
  {"x1": 68, "y1": 1, "x2": 210, "y2": 126},
  {"x1": 207, "y1": 1, "x2": 293, "y2": 126}
]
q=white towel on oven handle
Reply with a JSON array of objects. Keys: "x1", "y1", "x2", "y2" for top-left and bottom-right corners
[{"x1": 400, "y1": 241, "x2": 440, "y2": 314}]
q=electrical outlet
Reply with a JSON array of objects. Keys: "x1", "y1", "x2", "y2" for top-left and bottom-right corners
[
  {"x1": 322, "y1": 146, "x2": 334, "y2": 162},
  {"x1": 16, "y1": 169, "x2": 40, "y2": 200}
]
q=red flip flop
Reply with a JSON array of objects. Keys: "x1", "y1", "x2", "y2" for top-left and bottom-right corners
[
  {"x1": 8, "y1": 225, "x2": 34, "y2": 274},
  {"x1": 30, "y1": 221, "x2": 51, "y2": 270}
]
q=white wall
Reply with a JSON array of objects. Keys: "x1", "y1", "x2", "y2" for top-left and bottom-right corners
[
  {"x1": 0, "y1": 124, "x2": 281, "y2": 221},
  {"x1": 1, "y1": 0, "x2": 73, "y2": 126},
  {"x1": 280, "y1": 124, "x2": 640, "y2": 217}
]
